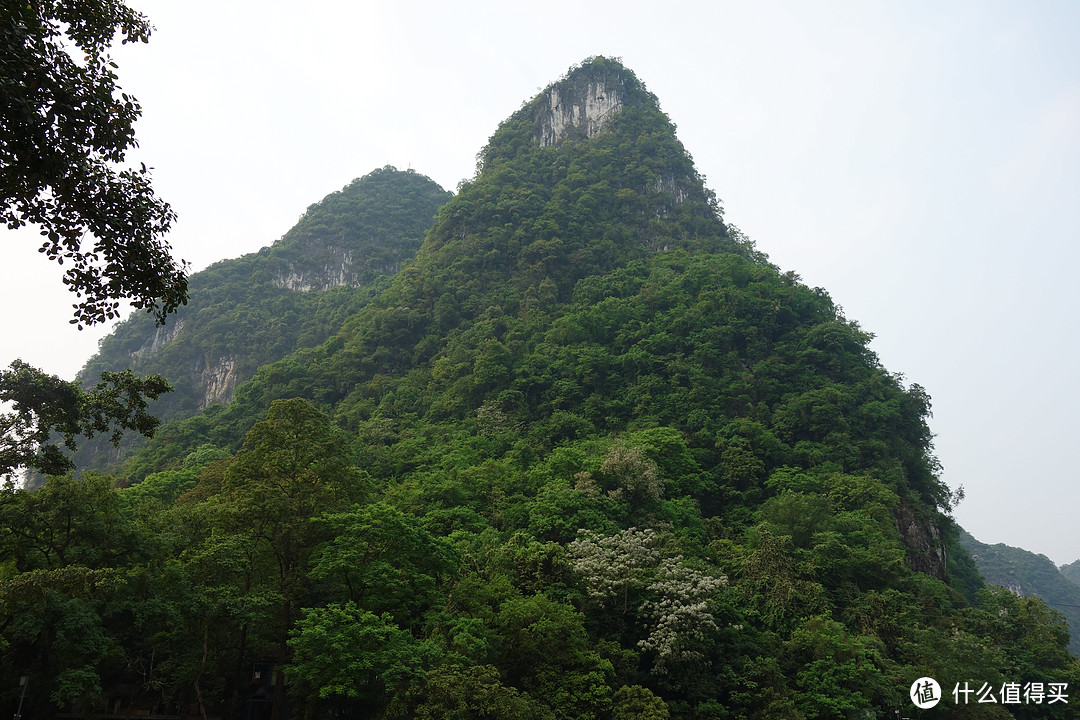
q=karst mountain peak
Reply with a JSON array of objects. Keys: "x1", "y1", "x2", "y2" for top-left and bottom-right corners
[
  {"x1": 472, "y1": 57, "x2": 725, "y2": 250},
  {"x1": 519, "y1": 56, "x2": 637, "y2": 149}
]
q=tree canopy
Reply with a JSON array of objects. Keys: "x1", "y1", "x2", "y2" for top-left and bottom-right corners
[
  {"x1": 1, "y1": 0, "x2": 187, "y2": 327},
  {"x1": 1, "y1": 0, "x2": 190, "y2": 480},
  {"x1": 0, "y1": 360, "x2": 170, "y2": 480}
]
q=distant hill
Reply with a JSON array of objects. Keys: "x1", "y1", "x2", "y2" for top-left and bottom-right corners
[
  {"x1": 960, "y1": 530, "x2": 1080, "y2": 655},
  {"x1": 71, "y1": 167, "x2": 451, "y2": 470},
  {"x1": 1060, "y1": 559, "x2": 1080, "y2": 589}
]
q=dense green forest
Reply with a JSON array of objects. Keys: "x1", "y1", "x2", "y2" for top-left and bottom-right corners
[{"x1": 3, "y1": 57, "x2": 1078, "y2": 720}]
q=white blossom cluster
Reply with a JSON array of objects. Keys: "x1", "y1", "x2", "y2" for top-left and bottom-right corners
[
  {"x1": 568, "y1": 527, "x2": 662, "y2": 610},
  {"x1": 568, "y1": 527, "x2": 729, "y2": 674},
  {"x1": 638, "y1": 556, "x2": 728, "y2": 673}
]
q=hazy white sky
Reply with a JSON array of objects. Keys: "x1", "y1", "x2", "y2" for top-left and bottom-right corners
[{"x1": 3, "y1": 1, "x2": 1078, "y2": 564}]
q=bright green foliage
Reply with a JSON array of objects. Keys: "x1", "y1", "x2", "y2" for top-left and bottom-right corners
[
  {"x1": 785, "y1": 615, "x2": 888, "y2": 717},
  {"x1": 309, "y1": 503, "x2": 456, "y2": 629},
  {"x1": 287, "y1": 603, "x2": 431, "y2": 702},
  {"x1": 118, "y1": 467, "x2": 199, "y2": 505},
  {"x1": 493, "y1": 593, "x2": 614, "y2": 719},
  {"x1": 957, "y1": 588, "x2": 1080, "y2": 720},
  {"x1": 208, "y1": 397, "x2": 367, "y2": 636},
  {"x1": 612, "y1": 685, "x2": 670, "y2": 720},
  {"x1": 118, "y1": 445, "x2": 228, "y2": 505}
]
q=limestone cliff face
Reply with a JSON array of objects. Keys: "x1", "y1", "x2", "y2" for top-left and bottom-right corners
[
  {"x1": 271, "y1": 248, "x2": 410, "y2": 292},
  {"x1": 536, "y1": 80, "x2": 623, "y2": 147},
  {"x1": 465, "y1": 56, "x2": 729, "y2": 267},
  {"x1": 124, "y1": 320, "x2": 241, "y2": 408},
  {"x1": 133, "y1": 319, "x2": 185, "y2": 358},
  {"x1": 194, "y1": 354, "x2": 239, "y2": 408},
  {"x1": 132, "y1": 332, "x2": 239, "y2": 408},
  {"x1": 272, "y1": 249, "x2": 357, "y2": 292}
]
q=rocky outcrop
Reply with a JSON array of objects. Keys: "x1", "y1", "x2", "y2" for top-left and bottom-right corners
[
  {"x1": 273, "y1": 249, "x2": 356, "y2": 291},
  {"x1": 133, "y1": 319, "x2": 185, "y2": 358},
  {"x1": 195, "y1": 355, "x2": 239, "y2": 408},
  {"x1": 536, "y1": 80, "x2": 622, "y2": 147},
  {"x1": 895, "y1": 503, "x2": 947, "y2": 580},
  {"x1": 69, "y1": 167, "x2": 452, "y2": 475}
]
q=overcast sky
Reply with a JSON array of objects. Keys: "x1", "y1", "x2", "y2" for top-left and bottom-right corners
[{"x1": 3, "y1": 1, "x2": 1078, "y2": 565}]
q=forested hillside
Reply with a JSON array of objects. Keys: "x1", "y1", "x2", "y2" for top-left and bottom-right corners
[
  {"x1": 3, "y1": 57, "x2": 1078, "y2": 720},
  {"x1": 960, "y1": 531, "x2": 1080, "y2": 656},
  {"x1": 71, "y1": 167, "x2": 451, "y2": 469},
  {"x1": 1062, "y1": 560, "x2": 1080, "y2": 589}
]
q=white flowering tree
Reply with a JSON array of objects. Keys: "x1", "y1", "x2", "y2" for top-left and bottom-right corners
[{"x1": 568, "y1": 527, "x2": 728, "y2": 675}]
